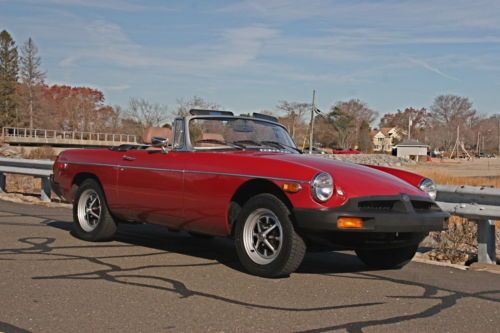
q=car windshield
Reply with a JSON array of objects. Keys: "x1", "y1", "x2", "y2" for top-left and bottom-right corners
[{"x1": 189, "y1": 117, "x2": 299, "y2": 153}]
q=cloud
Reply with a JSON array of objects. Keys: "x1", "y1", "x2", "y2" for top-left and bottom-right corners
[
  {"x1": 57, "y1": 19, "x2": 280, "y2": 81},
  {"x1": 105, "y1": 84, "x2": 130, "y2": 92},
  {"x1": 407, "y1": 57, "x2": 459, "y2": 81},
  {"x1": 218, "y1": 0, "x2": 500, "y2": 30},
  {"x1": 4, "y1": 0, "x2": 172, "y2": 12},
  {"x1": 59, "y1": 20, "x2": 150, "y2": 68},
  {"x1": 212, "y1": 26, "x2": 279, "y2": 67}
]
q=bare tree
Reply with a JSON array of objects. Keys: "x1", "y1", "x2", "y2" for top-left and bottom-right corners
[
  {"x1": 19, "y1": 37, "x2": 45, "y2": 129},
  {"x1": 429, "y1": 95, "x2": 478, "y2": 149},
  {"x1": 127, "y1": 97, "x2": 169, "y2": 129},
  {"x1": 175, "y1": 96, "x2": 220, "y2": 117},
  {"x1": 276, "y1": 101, "x2": 310, "y2": 140}
]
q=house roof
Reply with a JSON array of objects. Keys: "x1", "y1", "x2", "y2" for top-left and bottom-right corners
[
  {"x1": 396, "y1": 139, "x2": 429, "y2": 147},
  {"x1": 379, "y1": 127, "x2": 392, "y2": 136}
]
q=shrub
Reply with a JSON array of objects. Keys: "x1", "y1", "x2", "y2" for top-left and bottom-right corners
[
  {"x1": 429, "y1": 217, "x2": 477, "y2": 264},
  {"x1": 27, "y1": 146, "x2": 57, "y2": 160}
]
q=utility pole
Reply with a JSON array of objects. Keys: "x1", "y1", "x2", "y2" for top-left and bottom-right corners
[
  {"x1": 498, "y1": 117, "x2": 500, "y2": 155},
  {"x1": 476, "y1": 130, "x2": 481, "y2": 156},
  {"x1": 308, "y1": 90, "x2": 316, "y2": 154},
  {"x1": 408, "y1": 116, "x2": 412, "y2": 140}
]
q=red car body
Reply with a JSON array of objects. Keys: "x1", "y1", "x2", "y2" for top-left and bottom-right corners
[
  {"x1": 52, "y1": 112, "x2": 448, "y2": 277},
  {"x1": 53, "y1": 149, "x2": 437, "y2": 235}
]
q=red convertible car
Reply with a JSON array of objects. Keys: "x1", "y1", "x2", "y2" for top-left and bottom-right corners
[{"x1": 52, "y1": 110, "x2": 448, "y2": 277}]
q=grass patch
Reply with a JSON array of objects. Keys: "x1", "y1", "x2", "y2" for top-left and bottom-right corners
[{"x1": 411, "y1": 168, "x2": 500, "y2": 187}]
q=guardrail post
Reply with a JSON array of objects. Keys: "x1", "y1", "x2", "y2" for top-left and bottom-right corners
[
  {"x1": 40, "y1": 176, "x2": 51, "y2": 202},
  {"x1": 0, "y1": 172, "x2": 5, "y2": 193},
  {"x1": 477, "y1": 219, "x2": 497, "y2": 264}
]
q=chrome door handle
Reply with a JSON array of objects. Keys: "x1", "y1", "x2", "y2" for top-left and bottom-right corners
[{"x1": 122, "y1": 155, "x2": 136, "y2": 161}]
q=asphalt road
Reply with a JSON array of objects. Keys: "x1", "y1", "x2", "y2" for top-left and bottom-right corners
[{"x1": 0, "y1": 200, "x2": 499, "y2": 333}]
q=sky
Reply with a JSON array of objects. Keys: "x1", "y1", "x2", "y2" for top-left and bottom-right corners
[{"x1": 2, "y1": 0, "x2": 500, "y2": 118}]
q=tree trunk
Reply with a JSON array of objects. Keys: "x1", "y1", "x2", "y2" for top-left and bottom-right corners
[{"x1": 29, "y1": 85, "x2": 33, "y2": 129}]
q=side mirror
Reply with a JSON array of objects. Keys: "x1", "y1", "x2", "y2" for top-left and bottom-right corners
[{"x1": 151, "y1": 136, "x2": 169, "y2": 153}]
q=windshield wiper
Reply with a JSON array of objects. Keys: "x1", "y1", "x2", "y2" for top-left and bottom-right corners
[
  {"x1": 232, "y1": 140, "x2": 262, "y2": 147},
  {"x1": 260, "y1": 140, "x2": 302, "y2": 154},
  {"x1": 194, "y1": 139, "x2": 244, "y2": 150}
]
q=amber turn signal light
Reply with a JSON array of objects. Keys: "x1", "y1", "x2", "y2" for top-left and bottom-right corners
[
  {"x1": 337, "y1": 217, "x2": 364, "y2": 229},
  {"x1": 282, "y1": 183, "x2": 302, "y2": 193}
]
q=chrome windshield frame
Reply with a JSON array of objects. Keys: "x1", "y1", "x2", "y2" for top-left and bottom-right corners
[{"x1": 174, "y1": 115, "x2": 296, "y2": 152}]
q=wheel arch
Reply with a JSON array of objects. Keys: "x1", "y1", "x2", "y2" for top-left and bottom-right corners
[
  {"x1": 228, "y1": 178, "x2": 294, "y2": 236},
  {"x1": 71, "y1": 172, "x2": 104, "y2": 201}
]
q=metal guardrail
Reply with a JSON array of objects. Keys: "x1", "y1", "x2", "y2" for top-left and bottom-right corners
[
  {"x1": 436, "y1": 185, "x2": 498, "y2": 265},
  {"x1": 0, "y1": 157, "x2": 53, "y2": 202},
  {"x1": 2, "y1": 127, "x2": 137, "y2": 146},
  {"x1": 0, "y1": 158, "x2": 497, "y2": 265}
]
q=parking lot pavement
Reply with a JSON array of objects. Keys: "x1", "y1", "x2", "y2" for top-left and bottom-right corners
[{"x1": 0, "y1": 200, "x2": 499, "y2": 333}]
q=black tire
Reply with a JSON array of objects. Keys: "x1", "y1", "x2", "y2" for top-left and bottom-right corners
[
  {"x1": 72, "y1": 179, "x2": 117, "y2": 241},
  {"x1": 188, "y1": 231, "x2": 214, "y2": 239},
  {"x1": 355, "y1": 244, "x2": 418, "y2": 269},
  {"x1": 234, "y1": 193, "x2": 306, "y2": 278}
]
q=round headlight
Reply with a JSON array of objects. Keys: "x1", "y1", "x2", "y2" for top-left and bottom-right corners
[
  {"x1": 419, "y1": 178, "x2": 437, "y2": 200},
  {"x1": 311, "y1": 172, "x2": 334, "y2": 202}
]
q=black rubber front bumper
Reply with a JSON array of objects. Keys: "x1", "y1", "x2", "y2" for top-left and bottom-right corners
[
  {"x1": 294, "y1": 194, "x2": 449, "y2": 233},
  {"x1": 50, "y1": 175, "x2": 65, "y2": 200}
]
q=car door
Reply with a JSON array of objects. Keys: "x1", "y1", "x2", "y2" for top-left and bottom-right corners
[{"x1": 114, "y1": 149, "x2": 186, "y2": 227}]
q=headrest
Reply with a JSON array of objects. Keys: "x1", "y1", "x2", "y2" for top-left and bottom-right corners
[
  {"x1": 142, "y1": 127, "x2": 173, "y2": 144},
  {"x1": 201, "y1": 133, "x2": 224, "y2": 142}
]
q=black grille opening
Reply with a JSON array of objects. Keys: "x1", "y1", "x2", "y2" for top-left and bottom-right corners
[
  {"x1": 411, "y1": 200, "x2": 438, "y2": 212},
  {"x1": 358, "y1": 200, "x2": 397, "y2": 211}
]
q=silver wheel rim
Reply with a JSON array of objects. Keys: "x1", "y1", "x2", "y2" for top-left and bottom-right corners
[
  {"x1": 77, "y1": 189, "x2": 102, "y2": 232},
  {"x1": 242, "y1": 208, "x2": 283, "y2": 265}
]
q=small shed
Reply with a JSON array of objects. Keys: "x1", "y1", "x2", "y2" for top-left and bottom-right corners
[{"x1": 396, "y1": 140, "x2": 428, "y2": 161}]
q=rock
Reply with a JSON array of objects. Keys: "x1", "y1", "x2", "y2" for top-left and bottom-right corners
[
  {"x1": 321, "y1": 153, "x2": 416, "y2": 168},
  {"x1": 0, "y1": 145, "x2": 22, "y2": 158}
]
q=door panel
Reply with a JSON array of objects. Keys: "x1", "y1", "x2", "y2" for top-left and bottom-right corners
[
  {"x1": 182, "y1": 172, "x2": 244, "y2": 236},
  {"x1": 115, "y1": 150, "x2": 185, "y2": 227},
  {"x1": 180, "y1": 152, "x2": 250, "y2": 236}
]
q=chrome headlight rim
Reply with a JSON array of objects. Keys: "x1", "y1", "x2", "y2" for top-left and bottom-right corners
[
  {"x1": 419, "y1": 178, "x2": 437, "y2": 200},
  {"x1": 311, "y1": 172, "x2": 334, "y2": 202}
]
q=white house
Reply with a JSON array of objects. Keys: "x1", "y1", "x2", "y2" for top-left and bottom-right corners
[
  {"x1": 396, "y1": 140, "x2": 429, "y2": 161},
  {"x1": 372, "y1": 127, "x2": 403, "y2": 152}
]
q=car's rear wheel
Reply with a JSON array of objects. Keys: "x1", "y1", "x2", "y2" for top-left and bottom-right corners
[
  {"x1": 234, "y1": 193, "x2": 306, "y2": 278},
  {"x1": 73, "y1": 179, "x2": 117, "y2": 241},
  {"x1": 355, "y1": 244, "x2": 418, "y2": 269}
]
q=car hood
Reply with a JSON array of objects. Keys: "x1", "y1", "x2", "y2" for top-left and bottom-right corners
[{"x1": 251, "y1": 152, "x2": 426, "y2": 198}]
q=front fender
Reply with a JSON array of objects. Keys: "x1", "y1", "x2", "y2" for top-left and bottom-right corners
[{"x1": 363, "y1": 165, "x2": 426, "y2": 188}]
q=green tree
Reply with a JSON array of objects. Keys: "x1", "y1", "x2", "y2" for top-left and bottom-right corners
[
  {"x1": 358, "y1": 120, "x2": 372, "y2": 152},
  {"x1": 0, "y1": 30, "x2": 18, "y2": 127},
  {"x1": 332, "y1": 99, "x2": 377, "y2": 149},
  {"x1": 327, "y1": 106, "x2": 356, "y2": 149},
  {"x1": 20, "y1": 37, "x2": 45, "y2": 129}
]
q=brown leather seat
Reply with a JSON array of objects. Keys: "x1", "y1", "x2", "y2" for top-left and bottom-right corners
[
  {"x1": 142, "y1": 127, "x2": 173, "y2": 144},
  {"x1": 195, "y1": 132, "x2": 225, "y2": 147},
  {"x1": 201, "y1": 133, "x2": 224, "y2": 142}
]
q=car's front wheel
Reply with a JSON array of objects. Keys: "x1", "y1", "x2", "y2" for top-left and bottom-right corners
[
  {"x1": 355, "y1": 244, "x2": 418, "y2": 269},
  {"x1": 234, "y1": 194, "x2": 306, "y2": 278},
  {"x1": 73, "y1": 179, "x2": 117, "y2": 241}
]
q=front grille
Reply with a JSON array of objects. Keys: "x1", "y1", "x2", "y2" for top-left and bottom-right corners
[
  {"x1": 358, "y1": 200, "x2": 397, "y2": 211},
  {"x1": 411, "y1": 200, "x2": 439, "y2": 212}
]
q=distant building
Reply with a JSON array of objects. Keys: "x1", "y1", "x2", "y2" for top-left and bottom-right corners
[
  {"x1": 372, "y1": 127, "x2": 403, "y2": 152},
  {"x1": 396, "y1": 140, "x2": 429, "y2": 161}
]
